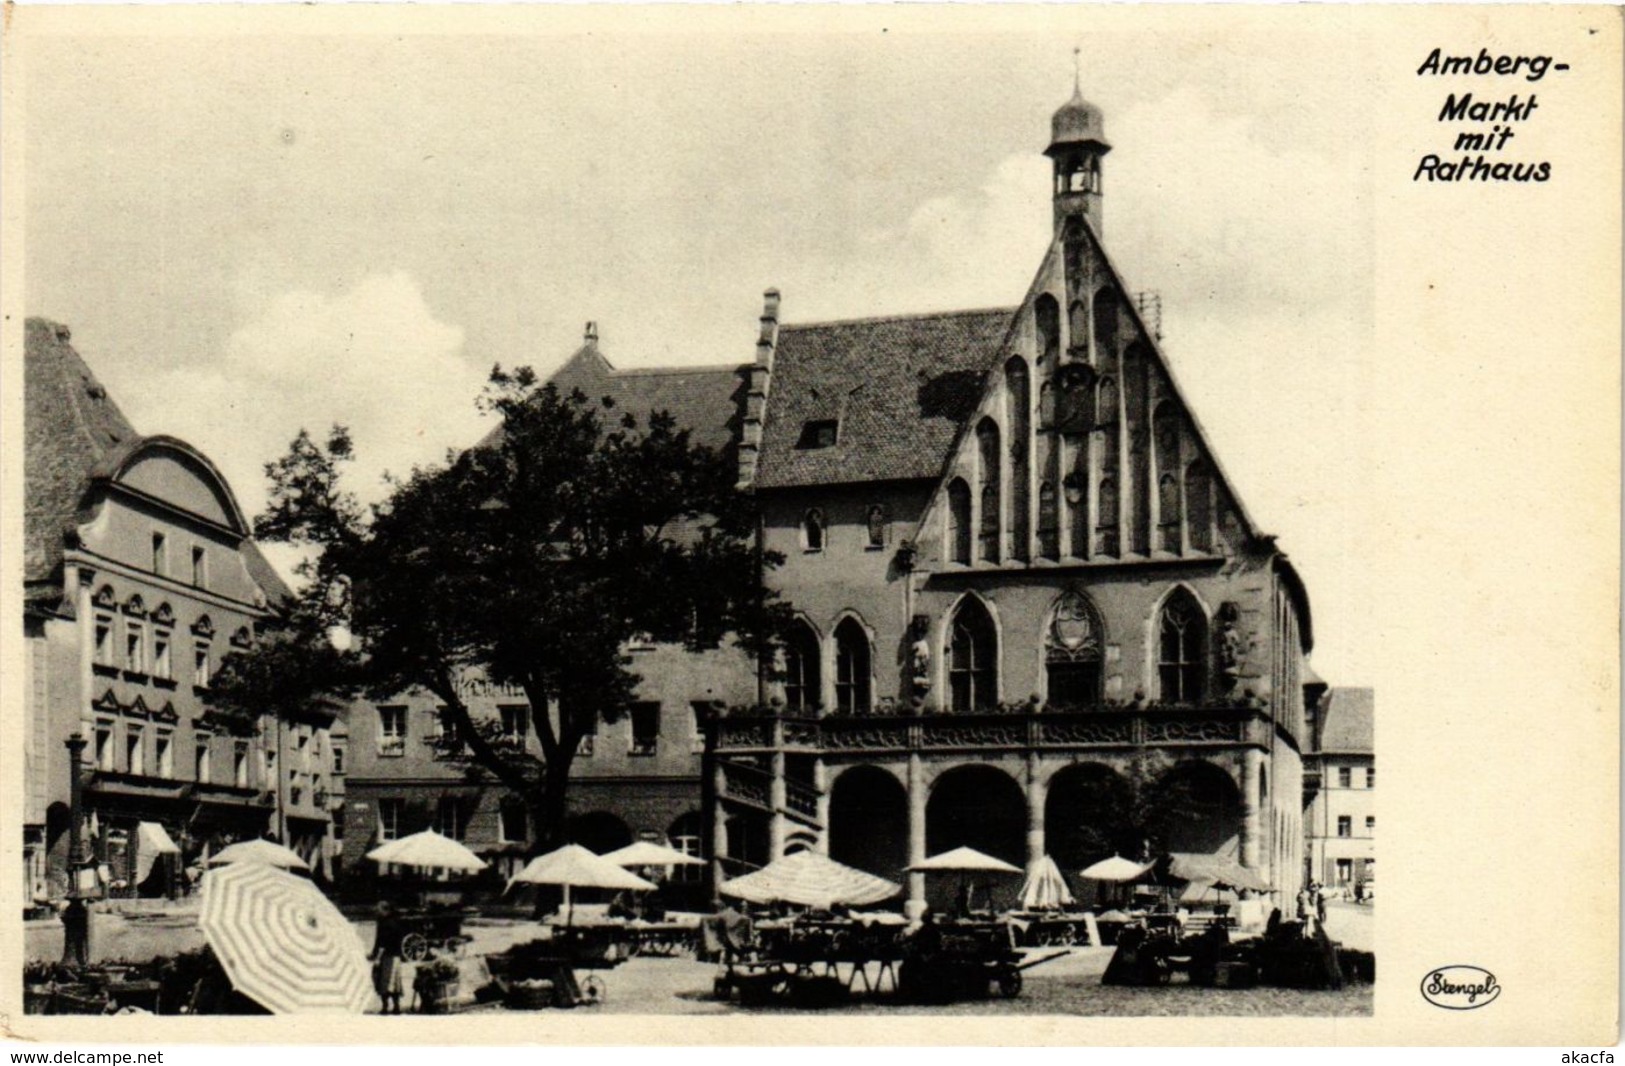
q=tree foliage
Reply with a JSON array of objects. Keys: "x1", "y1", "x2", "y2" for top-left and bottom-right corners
[{"x1": 212, "y1": 369, "x2": 789, "y2": 850}]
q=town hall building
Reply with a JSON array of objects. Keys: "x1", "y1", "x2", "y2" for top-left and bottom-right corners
[{"x1": 343, "y1": 81, "x2": 1328, "y2": 915}]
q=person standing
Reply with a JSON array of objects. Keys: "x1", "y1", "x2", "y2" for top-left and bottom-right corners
[{"x1": 371, "y1": 901, "x2": 406, "y2": 1015}]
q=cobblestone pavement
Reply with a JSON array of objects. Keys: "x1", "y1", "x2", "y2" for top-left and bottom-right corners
[{"x1": 26, "y1": 902, "x2": 1373, "y2": 1017}]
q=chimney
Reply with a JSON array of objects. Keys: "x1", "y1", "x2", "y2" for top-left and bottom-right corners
[
  {"x1": 584, "y1": 321, "x2": 599, "y2": 346},
  {"x1": 737, "y1": 288, "x2": 781, "y2": 489}
]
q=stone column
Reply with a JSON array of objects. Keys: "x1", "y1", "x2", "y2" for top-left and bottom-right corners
[
  {"x1": 813, "y1": 758, "x2": 831, "y2": 855},
  {"x1": 710, "y1": 760, "x2": 729, "y2": 900},
  {"x1": 906, "y1": 754, "x2": 927, "y2": 920},
  {"x1": 1025, "y1": 753, "x2": 1047, "y2": 871},
  {"x1": 769, "y1": 749, "x2": 788, "y2": 860},
  {"x1": 1240, "y1": 749, "x2": 1264, "y2": 870}
]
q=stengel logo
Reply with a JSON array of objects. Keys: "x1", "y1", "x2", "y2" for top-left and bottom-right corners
[{"x1": 1420, "y1": 964, "x2": 1500, "y2": 1010}]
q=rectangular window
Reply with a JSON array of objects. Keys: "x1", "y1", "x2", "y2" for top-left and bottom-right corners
[
  {"x1": 377, "y1": 706, "x2": 406, "y2": 757},
  {"x1": 499, "y1": 799, "x2": 528, "y2": 844},
  {"x1": 1366, "y1": 767, "x2": 1375, "y2": 789},
  {"x1": 233, "y1": 743, "x2": 250, "y2": 789},
  {"x1": 152, "y1": 532, "x2": 168, "y2": 575},
  {"x1": 126, "y1": 726, "x2": 144, "y2": 776},
  {"x1": 630, "y1": 702, "x2": 660, "y2": 757},
  {"x1": 191, "y1": 546, "x2": 207, "y2": 588},
  {"x1": 435, "y1": 796, "x2": 467, "y2": 841},
  {"x1": 378, "y1": 798, "x2": 403, "y2": 842},
  {"x1": 263, "y1": 747, "x2": 277, "y2": 790},
  {"x1": 1336, "y1": 815, "x2": 1351, "y2": 838},
  {"x1": 1365, "y1": 816, "x2": 1375, "y2": 835},
  {"x1": 95, "y1": 615, "x2": 116, "y2": 666},
  {"x1": 156, "y1": 732, "x2": 174, "y2": 779},
  {"x1": 153, "y1": 631, "x2": 172, "y2": 680},
  {"x1": 1335, "y1": 858, "x2": 1353, "y2": 885},
  {"x1": 95, "y1": 724, "x2": 115, "y2": 772},
  {"x1": 670, "y1": 833, "x2": 704, "y2": 884},
  {"x1": 332, "y1": 813, "x2": 345, "y2": 842},
  {"x1": 796, "y1": 419, "x2": 839, "y2": 449},
  {"x1": 195, "y1": 737, "x2": 212, "y2": 784},
  {"x1": 332, "y1": 745, "x2": 345, "y2": 775},
  {"x1": 193, "y1": 643, "x2": 211, "y2": 688},
  {"x1": 125, "y1": 623, "x2": 145, "y2": 674},
  {"x1": 1337, "y1": 766, "x2": 1351, "y2": 788},
  {"x1": 499, "y1": 704, "x2": 529, "y2": 745}
]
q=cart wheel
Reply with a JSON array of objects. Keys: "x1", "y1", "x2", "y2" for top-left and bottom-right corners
[
  {"x1": 401, "y1": 933, "x2": 429, "y2": 962},
  {"x1": 998, "y1": 968, "x2": 1023, "y2": 999},
  {"x1": 580, "y1": 976, "x2": 606, "y2": 1006}
]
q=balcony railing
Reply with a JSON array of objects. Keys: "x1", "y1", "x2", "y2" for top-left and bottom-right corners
[{"x1": 713, "y1": 702, "x2": 1274, "y2": 756}]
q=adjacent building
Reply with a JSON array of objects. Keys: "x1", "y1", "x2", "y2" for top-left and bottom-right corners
[
  {"x1": 21, "y1": 319, "x2": 338, "y2": 905},
  {"x1": 1302, "y1": 687, "x2": 1375, "y2": 893}
]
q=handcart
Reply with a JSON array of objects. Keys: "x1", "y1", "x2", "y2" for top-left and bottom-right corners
[{"x1": 395, "y1": 906, "x2": 474, "y2": 962}]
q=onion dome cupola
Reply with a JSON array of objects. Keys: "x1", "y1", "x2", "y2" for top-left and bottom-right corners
[{"x1": 1045, "y1": 74, "x2": 1111, "y2": 235}]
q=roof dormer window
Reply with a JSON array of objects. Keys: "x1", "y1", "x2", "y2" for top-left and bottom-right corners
[{"x1": 797, "y1": 420, "x2": 839, "y2": 449}]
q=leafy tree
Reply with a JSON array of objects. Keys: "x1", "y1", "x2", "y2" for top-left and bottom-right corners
[{"x1": 213, "y1": 370, "x2": 788, "y2": 852}]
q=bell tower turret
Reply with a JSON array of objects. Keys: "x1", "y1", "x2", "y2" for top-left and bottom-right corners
[{"x1": 1045, "y1": 60, "x2": 1111, "y2": 235}]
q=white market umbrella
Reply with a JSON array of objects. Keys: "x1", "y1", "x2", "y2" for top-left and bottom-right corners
[
  {"x1": 508, "y1": 844, "x2": 655, "y2": 924},
  {"x1": 207, "y1": 839, "x2": 311, "y2": 871},
  {"x1": 1080, "y1": 855, "x2": 1152, "y2": 882},
  {"x1": 1019, "y1": 855, "x2": 1076, "y2": 911},
  {"x1": 907, "y1": 846, "x2": 1024, "y2": 873},
  {"x1": 600, "y1": 840, "x2": 705, "y2": 868},
  {"x1": 198, "y1": 862, "x2": 371, "y2": 1014},
  {"x1": 719, "y1": 850, "x2": 899, "y2": 909},
  {"x1": 909, "y1": 846, "x2": 1023, "y2": 914},
  {"x1": 366, "y1": 829, "x2": 488, "y2": 873}
]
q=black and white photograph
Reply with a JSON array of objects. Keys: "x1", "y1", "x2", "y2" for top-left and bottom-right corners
[{"x1": 3, "y1": 3, "x2": 1617, "y2": 1047}]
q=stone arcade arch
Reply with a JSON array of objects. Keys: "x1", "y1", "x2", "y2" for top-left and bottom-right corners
[
  {"x1": 1043, "y1": 762, "x2": 1137, "y2": 872},
  {"x1": 827, "y1": 765, "x2": 909, "y2": 885},
  {"x1": 925, "y1": 764, "x2": 1026, "y2": 911},
  {"x1": 1148, "y1": 760, "x2": 1243, "y2": 856}
]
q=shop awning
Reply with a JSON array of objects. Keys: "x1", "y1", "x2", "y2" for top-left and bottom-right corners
[{"x1": 138, "y1": 821, "x2": 181, "y2": 855}]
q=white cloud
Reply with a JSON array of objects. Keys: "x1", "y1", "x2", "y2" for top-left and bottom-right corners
[{"x1": 123, "y1": 271, "x2": 489, "y2": 553}]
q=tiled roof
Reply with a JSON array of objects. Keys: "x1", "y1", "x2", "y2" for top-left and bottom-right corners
[
  {"x1": 753, "y1": 308, "x2": 1015, "y2": 489},
  {"x1": 484, "y1": 345, "x2": 747, "y2": 457},
  {"x1": 1314, "y1": 687, "x2": 1373, "y2": 753},
  {"x1": 24, "y1": 318, "x2": 139, "y2": 590}
]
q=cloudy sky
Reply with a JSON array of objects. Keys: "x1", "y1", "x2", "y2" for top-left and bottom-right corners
[{"x1": 22, "y1": 12, "x2": 1375, "y2": 681}]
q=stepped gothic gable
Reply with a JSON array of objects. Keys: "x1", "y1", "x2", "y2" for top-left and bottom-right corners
[{"x1": 916, "y1": 212, "x2": 1259, "y2": 572}]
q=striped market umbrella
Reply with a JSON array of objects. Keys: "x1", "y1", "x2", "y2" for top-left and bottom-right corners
[{"x1": 198, "y1": 862, "x2": 372, "y2": 1014}]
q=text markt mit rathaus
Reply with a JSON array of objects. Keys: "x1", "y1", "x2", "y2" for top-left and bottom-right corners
[{"x1": 1414, "y1": 47, "x2": 1565, "y2": 183}]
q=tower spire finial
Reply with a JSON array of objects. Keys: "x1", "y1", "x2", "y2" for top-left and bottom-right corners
[{"x1": 1072, "y1": 46, "x2": 1082, "y2": 97}]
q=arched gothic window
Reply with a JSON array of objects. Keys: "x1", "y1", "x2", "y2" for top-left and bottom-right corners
[
  {"x1": 802, "y1": 508, "x2": 825, "y2": 552},
  {"x1": 1157, "y1": 589, "x2": 1208, "y2": 703},
  {"x1": 1093, "y1": 288, "x2": 1118, "y2": 358},
  {"x1": 865, "y1": 505, "x2": 887, "y2": 549},
  {"x1": 1034, "y1": 295, "x2": 1060, "y2": 366},
  {"x1": 783, "y1": 622, "x2": 821, "y2": 713},
  {"x1": 1005, "y1": 360, "x2": 1030, "y2": 562},
  {"x1": 1096, "y1": 476, "x2": 1120, "y2": 556},
  {"x1": 1095, "y1": 376, "x2": 1117, "y2": 426},
  {"x1": 832, "y1": 619, "x2": 872, "y2": 716},
  {"x1": 976, "y1": 420, "x2": 1000, "y2": 563},
  {"x1": 948, "y1": 598, "x2": 997, "y2": 713},
  {"x1": 1045, "y1": 591, "x2": 1104, "y2": 708},
  {"x1": 1186, "y1": 460, "x2": 1213, "y2": 552},
  {"x1": 947, "y1": 479, "x2": 972, "y2": 565},
  {"x1": 1069, "y1": 301, "x2": 1088, "y2": 359},
  {"x1": 1155, "y1": 402, "x2": 1182, "y2": 552},
  {"x1": 1038, "y1": 481, "x2": 1060, "y2": 560}
]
